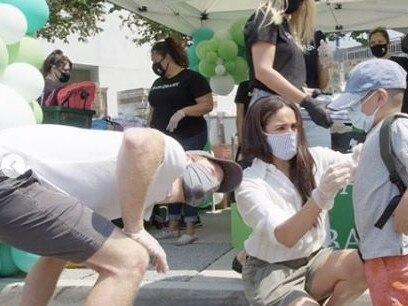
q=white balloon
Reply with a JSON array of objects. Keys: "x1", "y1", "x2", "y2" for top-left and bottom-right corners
[
  {"x1": 0, "y1": 4, "x2": 27, "y2": 44},
  {"x1": 0, "y1": 84, "x2": 36, "y2": 131},
  {"x1": 210, "y1": 75, "x2": 235, "y2": 96},
  {"x1": 215, "y1": 64, "x2": 226, "y2": 76},
  {"x1": 1, "y1": 63, "x2": 44, "y2": 102}
]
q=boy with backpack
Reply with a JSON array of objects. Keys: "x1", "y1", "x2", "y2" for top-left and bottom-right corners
[{"x1": 329, "y1": 58, "x2": 408, "y2": 305}]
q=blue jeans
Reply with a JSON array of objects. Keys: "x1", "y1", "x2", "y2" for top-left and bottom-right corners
[{"x1": 168, "y1": 129, "x2": 208, "y2": 223}]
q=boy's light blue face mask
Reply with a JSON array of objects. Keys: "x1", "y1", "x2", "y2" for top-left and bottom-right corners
[{"x1": 347, "y1": 92, "x2": 379, "y2": 133}]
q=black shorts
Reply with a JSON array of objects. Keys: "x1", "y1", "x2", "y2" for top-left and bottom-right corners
[{"x1": 0, "y1": 171, "x2": 115, "y2": 262}]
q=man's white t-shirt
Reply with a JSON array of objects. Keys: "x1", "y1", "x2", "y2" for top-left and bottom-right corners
[{"x1": 0, "y1": 124, "x2": 186, "y2": 221}]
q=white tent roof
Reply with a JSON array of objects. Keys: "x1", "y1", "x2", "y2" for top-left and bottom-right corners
[{"x1": 108, "y1": 0, "x2": 408, "y2": 35}]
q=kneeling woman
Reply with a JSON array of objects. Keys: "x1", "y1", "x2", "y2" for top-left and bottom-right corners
[{"x1": 235, "y1": 96, "x2": 367, "y2": 306}]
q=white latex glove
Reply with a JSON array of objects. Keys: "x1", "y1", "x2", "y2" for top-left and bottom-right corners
[
  {"x1": 349, "y1": 143, "x2": 363, "y2": 180},
  {"x1": 124, "y1": 229, "x2": 169, "y2": 273},
  {"x1": 166, "y1": 109, "x2": 186, "y2": 132},
  {"x1": 312, "y1": 161, "x2": 353, "y2": 210},
  {"x1": 317, "y1": 40, "x2": 334, "y2": 69}
]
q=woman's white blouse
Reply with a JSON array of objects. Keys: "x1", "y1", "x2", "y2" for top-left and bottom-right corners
[{"x1": 235, "y1": 147, "x2": 350, "y2": 263}]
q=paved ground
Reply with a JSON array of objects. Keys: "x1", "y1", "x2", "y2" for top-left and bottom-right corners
[{"x1": 0, "y1": 208, "x2": 372, "y2": 305}]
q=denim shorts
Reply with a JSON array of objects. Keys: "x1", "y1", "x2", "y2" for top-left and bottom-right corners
[{"x1": 0, "y1": 171, "x2": 115, "y2": 262}]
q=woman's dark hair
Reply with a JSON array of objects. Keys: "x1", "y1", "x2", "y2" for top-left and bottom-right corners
[
  {"x1": 243, "y1": 96, "x2": 316, "y2": 203},
  {"x1": 369, "y1": 27, "x2": 390, "y2": 44},
  {"x1": 151, "y1": 37, "x2": 188, "y2": 68},
  {"x1": 40, "y1": 49, "x2": 73, "y2": 77}
]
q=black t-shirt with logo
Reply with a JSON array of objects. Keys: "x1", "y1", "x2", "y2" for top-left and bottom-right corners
[
  {"x1": 244, "y1": 10, "x2": 306, "y2": 93},
  {"x1": 148, "y1": 69, "x2": 211, "y2": 139},
  {"x1": 234, "y1": 80, "x2": 251, "y2": 116},
  {"x1": 304, "y1": 43, "x2": 319, "y2": 89}
]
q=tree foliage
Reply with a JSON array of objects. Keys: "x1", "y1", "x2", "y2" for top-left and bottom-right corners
[{"x1": 38, "y1": 0, "x2": 187, "y2": 45}]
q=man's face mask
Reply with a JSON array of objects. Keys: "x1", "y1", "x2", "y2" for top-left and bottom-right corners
[
  {"x1": 370, "y1": 44, "x2": 388, "y2": 58},
  {"x1": 182, "y1": 163, "x2": 220, "y2": 206}
]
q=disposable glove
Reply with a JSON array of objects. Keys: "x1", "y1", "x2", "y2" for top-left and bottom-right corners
[
  {"x1": 317, "y1": 40, "x2": 334, "y2": 68},
  {"x1": 300, "y1": 96, "x2": 333, "y2": 128},
  {"x1": 124, "y1": 229, "x2": 169, "y2": 273},
  {"x1": 312, "y1": 161, "x2": 353, "y2": 210},
  {"x1": 166, "y1": 109, "x2": 186, "y2": 132}
]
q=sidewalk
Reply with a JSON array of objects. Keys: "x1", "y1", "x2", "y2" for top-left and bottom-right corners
[{"x1": 0, "y1": 208, "x2": 372, "y2": 305}]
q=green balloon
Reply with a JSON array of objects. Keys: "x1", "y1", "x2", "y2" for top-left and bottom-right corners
[
  {"x1": 10, "y1": 247, "x2": 39, "y2": 273},
  {"x1": 192, "y1": 27, "x2": 214, "y2": 44},
  {"x1": 205, "y1": 51, "x2": 218, "y2": 64},
  {"x1": 229, "y1": 18, "x2": 247, "y2": 47},
  {"x1": 232, "y1": 56, "x2": 248, "y2": 83},
  {"x1": 196, "y1": 41, "x2": 211, "y2": 61},
  {"x1": 0, "y1": 37, "x2": 8, "y2": 76},
  {"x1": 187, "y1": 45, "x2": 199, "y2": 67},
  {"x1": 207, "y1": 36, "x2": 221, "y2": 52},
  {"x1": 198, "y1": 60, "x2": 216, "y2": 78},
  {"x1": 217, "y1": 40, "x2": 238, "y2": 61},
  {"x1": 225, "y1": 61, "x2": 236, "y2": 73},
  {"x1": 29, "y1": 100, "x2": 43, "y2": 124},
  {"x1": 0, "y1": 244, "x2": 20, "y2": 276},
  {"x1": 7, "y1": 36, "x2": 44, "y2": 69},
  {"x1": 0, "y1": 0, "x2": 49, "y2": 34}
]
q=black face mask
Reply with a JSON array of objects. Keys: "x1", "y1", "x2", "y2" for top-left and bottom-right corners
[
  {"x1": 370, "y1": 44, "x2": 388, "y2": 58},
  {"x1": 58, "y1": 72, "x2": 70, "y2": 83},
  {"x1": 152, "y1": 59, "x2": 167, "y2": 77},
  {"x1": 285, "y1": 0, "x2": 303, "y2": 14}
]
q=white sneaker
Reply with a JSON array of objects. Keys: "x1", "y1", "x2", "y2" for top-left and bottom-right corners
[
  {"x1": 175, "y1": 234, "x2": 197, "y2": 246},
  {"x1": 155, "y1": 230, "x2": 179, "y2": 239}
]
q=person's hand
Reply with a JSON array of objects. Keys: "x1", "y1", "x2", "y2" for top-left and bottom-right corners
[
  {"x1": 317, "y1": 40, "x2": 334, "y2": 69},
  {"x1": 312, "y1": 161, "x2": 353, "y2": 210},
  {"x1": 124, "y1": 229, "x2": 169, "y2": 273},
  {"x1": 349, "y1": 143, "x2": 363, "y2": 180},
  {"x1": 300, "y1": 96, "x2": 333, "y2": 128},
  {"x1": 393, "y1": 196, "x2": 408, "y2": 234},
  {"x1": 166, "y1": 110, "x2": 186, "y2": 132}
]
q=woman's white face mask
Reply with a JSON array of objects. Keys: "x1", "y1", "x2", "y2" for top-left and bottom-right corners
[{"x1": 265, "y1": 131, "x2": 298, "y2": 160}]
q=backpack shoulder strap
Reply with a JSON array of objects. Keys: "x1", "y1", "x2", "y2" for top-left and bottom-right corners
[
  {"x1": 375, "y1": 113, "x2": 408, "y2": 229},
  {"x1": 379, "y1": 113, "x2": 408, "y2": 194}
]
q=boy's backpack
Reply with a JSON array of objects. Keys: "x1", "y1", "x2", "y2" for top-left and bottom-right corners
[
  {"x1": 43, "y1": 81, "x2": 96, "y2": 110},
  {"x1": 375, "y1": 113, "x2": 408, "y2": 229}
]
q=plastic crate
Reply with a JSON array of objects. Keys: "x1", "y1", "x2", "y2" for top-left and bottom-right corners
[{"x1": 42, "y1": 106, "x2": 95, "y2": 129}]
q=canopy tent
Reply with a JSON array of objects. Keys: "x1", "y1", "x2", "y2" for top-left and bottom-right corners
[{"x1": 108, "y1": 0, "x2": 408, "y2": 35}]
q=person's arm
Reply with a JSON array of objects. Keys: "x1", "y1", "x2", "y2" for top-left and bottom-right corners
[
  {"x1": 317, "y1": 65, "x2": 330, "y2": 90},
  {"x1": 236, "y1": 103, "x2": 245, "y2": 147},
  {"x1": 181, "y1": 92, "x2": 213, "y2": 116},
  {"x1": 252, "y1": 41, "x2": 306, "y2": 103}
]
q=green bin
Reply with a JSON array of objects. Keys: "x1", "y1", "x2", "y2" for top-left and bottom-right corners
[
  {"x1": 230, "y1": 202, "x2": 251, "y2": 249},
  {"x1": 329, "y1": 184, "x2": 358, "y2": 249},
  {"x1": 42, "y1": 106, "x2": 95, "y2": 128}
]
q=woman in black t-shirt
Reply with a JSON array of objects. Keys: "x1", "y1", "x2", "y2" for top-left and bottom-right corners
[
  {"x1": 368, "y1": 27, "x2": 408, "y2": 113},
  {"x1": 148, "y1": 37, "x2": 214, "y2": 245},
  {"x1": 244, "y1": 0, "x2": 332, "y2": 128}
]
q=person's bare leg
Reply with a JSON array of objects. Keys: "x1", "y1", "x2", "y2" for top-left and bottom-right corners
[
  {"x1": 309, "y1": 249, "x2": 367, "y2": 305},
  {"x1": 168, "y1": 220, "x2": 179, "y2": 233},
  {"x1": 116, "y1": 128, "x2": 164, "y2": 234},
  {"x1": 20, "y1": 257, "x2": 66, "y2": 306},
  {"x1": 83, "y1": 229, "x2": 149, "y2": 306},
  {"x1": 185, "y1": 222, "x2": 195, "y2": 236}
]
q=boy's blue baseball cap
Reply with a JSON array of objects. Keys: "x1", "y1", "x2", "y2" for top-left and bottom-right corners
[{"x1": 328, "y1": 59, "x2": 407, "y2": 111}]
